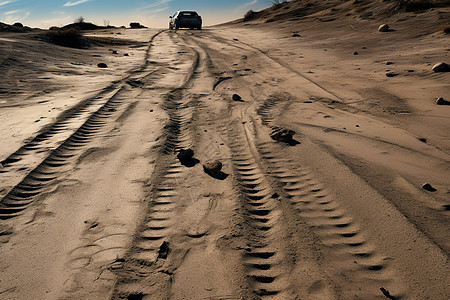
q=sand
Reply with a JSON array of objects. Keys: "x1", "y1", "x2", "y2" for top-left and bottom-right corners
[{"x1": 0, "y1": 2, "x2": 449, "y2": 299}]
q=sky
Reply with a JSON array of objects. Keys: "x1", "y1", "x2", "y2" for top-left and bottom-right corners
[{"x1": 0, "y1": 0, "x2": 270, "y2": 29}]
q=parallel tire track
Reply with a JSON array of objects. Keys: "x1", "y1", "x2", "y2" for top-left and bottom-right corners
[
  {"x1": 0, "y1": 31, "x2": 165, "y2": 220},
  {"x1": 256, "y1": 141, "x2": 403, "y2": 298},
  {"x1": 225, "y1": 120, "x2": 290, "y2": 298},
  {"x1": 111, "y1": 31, "x2": 200, "y2": 299},
  {"x1": 0, "y1": 88, "x2": 127, "y2": 219}
]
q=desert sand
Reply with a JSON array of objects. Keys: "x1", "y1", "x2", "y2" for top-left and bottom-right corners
[{"x1": 0, "y1": 1, "x2": 449, "y2": 299}]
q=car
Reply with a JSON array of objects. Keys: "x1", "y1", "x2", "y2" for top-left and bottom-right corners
[{"x1": 169, "y1": 11, "x2": 202, "y2": 30}]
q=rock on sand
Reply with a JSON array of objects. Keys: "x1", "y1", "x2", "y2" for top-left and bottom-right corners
[
  {"x1": 378, "y1": 24, "x2": 390, "y2": 32},
  {"x1": 432, "y1": 62, "x2": 450, "y2": 72},
  {"x1": 203, "y1": 160, "x2": 222, "y2": 176}
]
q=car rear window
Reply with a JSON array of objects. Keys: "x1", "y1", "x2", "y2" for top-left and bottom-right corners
[{"x1": 180, "y1": 12, "x2": 198, "y2": 17}]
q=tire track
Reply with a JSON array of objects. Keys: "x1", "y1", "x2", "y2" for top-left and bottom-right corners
[
  {"x1": 111, "y1": 31, "x2": 201, "y2": 299},
  {"x1": 256, "y1": 141, "x2": 405, "y2": 298},
  {"x1": 0, "y1": 87, "x2": 131, "y2": 219},
  {"x1": 0, "y1": 31, "x2": 166, "y2": 220},
  {"x1": 0, "y1": 31, "x2": 164, "y2": 188},
  {"x1": 224, "y1": 119, "x2": 291, "y2": 298}
]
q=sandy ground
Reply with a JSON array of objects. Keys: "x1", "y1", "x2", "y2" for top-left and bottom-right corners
[{"x1": 0, "y1": 5, "x2": 449, "y2": 300}]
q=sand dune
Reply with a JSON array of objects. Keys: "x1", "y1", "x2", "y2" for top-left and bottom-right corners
[{"x1": 0, "y1": 1, "x2": 449, "y2": 299}]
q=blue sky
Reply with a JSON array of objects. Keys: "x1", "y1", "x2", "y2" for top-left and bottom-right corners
[{"x1": 0, "y1": 0, "x2": 269, "y2": 28}]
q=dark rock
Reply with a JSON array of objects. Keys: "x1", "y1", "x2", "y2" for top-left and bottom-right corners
[
  {"x1": 356, "y1": 125, "x2": 360, "y2": 127},
  {"x1": 232, "y1": 94, "x2": 242, "y2": 101},
  {"x1": 380, "y1": 287, "x2": 395, "y2": 300},
  {"x1": 124, "y1": 53, "x2": 129, "y2": 56},
  {"x1": 150, "y1": 109, "x2": 154, "y2": 112},
  {"x1": 203, "y1": 160, "x2": 227, "y2": 179},
  {"x1": 386, "y1": 61, "x2": 394, "y2": 65},
  {"x1": 291, "y1": 33, "x2": 300, "y2": 37},
  {"x1": 422, "y1": 183, "x2": 436, "y2": 192},
  {"x1": 203, "y1": 160, "x2": 222, "y2": 174},
  {"x1": 158, "y1": 241, "x2": 170, "y2": 259},
  {"x1": 177, "y1": 149, "x2": 194, "y2": 162},
  {"x1": 386, "y1": 72, "x2": 399, "y2": 77},
  {"x1": 112, "y1": 50, "x2": 118, "y2": 54},
  {"x1": 270, "y1": 127, "x2": 295, "y2": 143},
  {"x1": 13, "y1": 22, "x2": 23, "y2": 27},
  {"x1": 378, "y1": 24, "x2": 390, "y2": 32},
  {"x1": 97, "y1": 63, "x2": 108, "y2": 68},
  {"x1": 436, "y1": 97, "x2": 449, "y2": 105},
  {"x1": 432, "y1": 62, "x2": 450, "y2": 72},
  {"x1": 353, "y1": 51, "x2": 359, "y2": 55},
  {"x1": 418, "y1": 138, "x2": 427, "y2": 143},
  {"x1": 233, "y1": 38, "x2": 239, "y2": 41}
]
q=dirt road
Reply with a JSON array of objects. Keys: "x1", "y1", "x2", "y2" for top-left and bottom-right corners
[{"x1": 0, "y1": 24, "x2": 448, "y2": 300}]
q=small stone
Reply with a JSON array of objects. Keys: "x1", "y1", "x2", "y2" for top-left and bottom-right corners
[
  {"x1": 112, "y1": 50, "x2": 118, "y2": 54},
  {"x1": 270, "y1": 127, "x2": 295, "y2": 143},
  {"x1": 422, "y1": 183, "x2": 436, "y2": 192},
  {"x1": 291, "y1": 33, "x2": 300, "y2": 37},
  {"x1": 380, "y1": 287, "x2": 394, "y2": 299},
  {"x1": 203, "y1": 160, "x2": 223, "y2": 176},
  {"x1": 149, "y1": 109, "x2": 154, "y2": 112},
  {"x1": 356, "y1": 125, "x2": 360, "y2": 127},
  {"x1": 418, "y1": 138, "x2": 427, "y2": 143},
  {"x1": 386, "y1": 61, "x2": 394, "y2": 65},
  {"x1": 124, "y1": 53, "x2": 129, "y2": 56},
  {"x1": 232, "y1": 94, "x2": 242, "y2": 101},
  {"x1": 378, "y1": 24, "x2": 390, "y2": 32},
  {"x1": 432, "y1": 62, "x2": 450, "y2": 72},
  {"x1": 233, "y1": 38, "x2": 239, "y2": 41},
  {"x1": 177, "y1": 149, "x2": 194, "y2": 162},
  {"x1": 353, "y1": 51, "x2": 359, "y2": 55},
  {"x1": 158, "y1": 241, "x2": 170, "y2": 259},
  {"x1": 436, "y1": 97, "x2": 449, "y2": 105},
  {"x1": 97, "y1": 63, "x2": 108, "y2": 68},
  {"x1": 386, "y1": 72, "x2": 399, "y2": 77}
]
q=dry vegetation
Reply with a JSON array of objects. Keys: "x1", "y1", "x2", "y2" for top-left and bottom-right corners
[{"x1": 44, "y1": 28, "x2": 89, "y2": 48}]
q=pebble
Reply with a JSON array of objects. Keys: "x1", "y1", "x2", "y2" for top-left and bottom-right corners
[
  {"x1": 422, "y1": 183, "x2": 436, "y2": 192},
  {"x1": 386, "y1": 72, "x2": 399, "y2": 77},
  {"x1": 432, "y1": 62, "x2": 450, "y2": 72},
  {"x1": 232, "y1": 94, "x2": 242, "y2": 101},
  {"x1": 378, "y1": 24, "x2": 390, "y2": 32},
  {"x1": 203, "y1": 160, "x2": 223, "y2": 175},
  {"x1": 97, "y1": 63, "x2": 108, "y2": 68},
  {"x1": 436, "y1": 97, "x2": 449, "y2": 105},
  {"x1": 177, "y1": 149, "x2": 194, "y2": 162}
]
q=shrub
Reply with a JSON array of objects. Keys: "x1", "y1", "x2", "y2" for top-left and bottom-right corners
[
  {"x1": 13, "y1": 22, "x2": 23, "y2": 27},
  {"x1": 393, "y1": 0, "x2": 435, "y2": 11},
  {"x1": 244, "y1": 10, "x2": 256, "y2": 21},
  {"x1": 45, "y1": 28, "x2": 88, "y2": 48}
]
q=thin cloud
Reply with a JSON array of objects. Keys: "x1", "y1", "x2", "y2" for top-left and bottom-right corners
[
  {"x1": 142, "y1": 0, "x2": 172, "y2": 10},
  {"x1": 64, "y1": 0, "x2": 90, "y2": 7},
  {"x1": 0, "y1": 1, "x2": 15, "y2": 7},
  {"x1": 4, "y1": 9, "x2": 18, "y2": 15},
  {"x1": 234, "y1": 0, "x2": 258, "y2": 14},
  {"x1": 3, "y1": 10, "x2": 30, "y2": 23}
]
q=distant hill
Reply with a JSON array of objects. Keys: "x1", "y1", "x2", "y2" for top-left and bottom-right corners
[
  {"x1": 61, "y1": 22, "x2": 116, "y2": 30},
  {"x1": 0, "y1": 22, "x2": 34, "y2": 33},
  {"x1": 241, "y1": 0, "x2": 450, "y2": 23}
]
